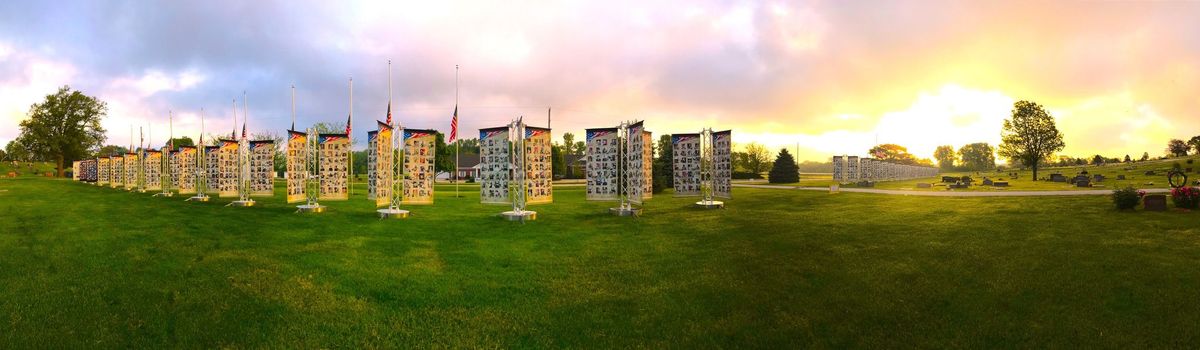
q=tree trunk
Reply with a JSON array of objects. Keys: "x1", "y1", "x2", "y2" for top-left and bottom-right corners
[
  {"x1": 56, "y1": 154, "x2": 64, "y2": 178},
  {"x1": 1032, "y1": 162, "x2": 1038, "y2": 182}
]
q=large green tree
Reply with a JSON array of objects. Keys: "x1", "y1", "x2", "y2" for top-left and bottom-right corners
[
  {"x1": 653, "y1": 134, "x2": 673, "y2": 192},
  {"x1": 5, "y1": 138, "x2": 33, "y2": 162},
  {"x1": 1187, "y1": 135, "x2": 1200, "y2": 155},
  {"x1": 957, "y1": 142, "x2": 996, "y2": 171},
  {"x1": 1166, "y1": 139, "x2": 1189, "y2": 157},
  {"x1": 739, "y1": 142, "x2": 771, "y2": 175},
  {"x1": 95, "y1": 145, "x2": 129, "y2": 157},
  {"x1": 16, "y1": 86, "x2": 108, "y2": 176},
  {"x1": 164, "y1": 136, "x2": 195, "y2": 148},
  {"x1": 998, "y1": 100, "x2": 1064, "y2": 181},
  {"x1": 868, "y1": 144, "x2": 920, "y2": 165},
  {"x1": 933, "y1": 145, "x2": 956, "y2": 169},
  {"x1": 768, "y1": 148, "x2": 799, "y2": 184}
]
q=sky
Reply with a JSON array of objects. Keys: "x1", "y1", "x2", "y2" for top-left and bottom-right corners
[{"x1": 1, "y1": 0, "x2": 1198, "y2": 162}]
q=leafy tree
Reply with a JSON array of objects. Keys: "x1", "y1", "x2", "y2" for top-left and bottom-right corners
[
  {"x1": 573, "y1": 141, "x2": 585, "y2": 157},
  {"x1": 550, "y1": 143, "x2": 565, "y2": 177},
  {"x1": 868, "y1": 143, "x2": 920, "y2": 165},
  {"x1": 15, "y1": 86, "x2": 108, "y2": 176},
  {"x1": 164, "y1": 137, "x2": 195, "y2": 149},
  {"x1": 1188, "y1": 136, "x2": 1200, "y2": 155},
  {"x1": 0, "y1": 148, "x2": 5, "y2": 161},
  {"x1": 653, "y1": 134, "x2": 673, "y2": 188},
  {"x1": 5, "y1": 139, "x2": 33, "y2": 161},
  {"x1": 454, "y1": 138, "x2": 480, "y2": 154},
  {"x1": 1091, "y1": 155, "x2": 1105, "y2": 166},
  {"x1": 768, "y1": 148, "x2": 799, "y2": 183},
  {"x1": 740, "y1": 142, "x2": 771, "y2": 174},
  {"x1": 1167, "y1": 139, "x2": 1189, "y2": 157},
  {"x1": 561, "y1": 133, "x2": 580, "y2": 156},
  {"x1": 998, "y1": 100, "x2": 1065, "y2": 181},
  {"x1": 933, "y1": 145, "x2": 956, "y2": 169},
  {"x1": 95, "y1": 145, "x2": 128, "y2": 157},
  {"x1": 958, "y1": 143, "x2": 996, "y2": 171},
  {"x1": 433, "y1": 132, "x2": 453, "y2": 174},
  {"x1": 1141, "y1": 152, "x2": 1150, "y2": 161},
  {"x1": 1124, "y1": 154, "x2": 1131, "y2": 163}
]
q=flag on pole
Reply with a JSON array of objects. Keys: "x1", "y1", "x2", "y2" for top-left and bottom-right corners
[
  {"x1": 241, "y1": 122, "x2": 247, "y2": 140},
  {"x1": 449, "y1": 105, "x2": 458, "y2": 142},
  {"x1": 386, "y1": 102, "x2": 392, "y2": 125},
  {"x1": 345, "y1": 113, "x2": 352, "y2": 135}
]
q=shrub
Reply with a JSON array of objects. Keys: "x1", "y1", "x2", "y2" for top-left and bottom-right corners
[
  {"x1": 1170, "y1": 186, "x2": 1200, "y2": 209},
  {"x1": 732, "y1": 171, "x2": 762, "y2": 180},
  {"x1": 1111, "y1": 186, "x2": 1141, "y2": 210},
  {"x1": 651, "y1": 174, "x2": 666, "y2": 194}
]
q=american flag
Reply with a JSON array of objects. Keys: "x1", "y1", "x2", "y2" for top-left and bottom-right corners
[
  {"x1": 345, "y1": 113, "x2": 352, "y2": 135},
  {"x1": 386, "y1": 102, "x2": 392, "y2": 125},
  {"x1": 241, "y1": 122, "x2": 246, "y2": 140},
  {"x1": 449, "y1": 105, "x2": 458, "y2": 142}
]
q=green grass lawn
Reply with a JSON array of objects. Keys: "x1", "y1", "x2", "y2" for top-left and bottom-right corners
[{"x1": 2, "y1": 177, "x2": 1199, "y2": 347}]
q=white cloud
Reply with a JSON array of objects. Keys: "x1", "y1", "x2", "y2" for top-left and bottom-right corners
[{"x1": 0, "y1": 49, "x2": 78, "y2": 146}]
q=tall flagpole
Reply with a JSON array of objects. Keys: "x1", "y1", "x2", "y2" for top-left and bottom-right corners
[
  {"x1": 243, "y1": 91, "x2": 248, "y2": 137},
  {"x1": 349, "y1": 77, "x2": 354, "y2": 196},
  {"x1": 455, "y1": 64, "x2": 460, "y2": 198},
  {"x1": 291, "y1": 85, "x2": 296, "y2": 130}
]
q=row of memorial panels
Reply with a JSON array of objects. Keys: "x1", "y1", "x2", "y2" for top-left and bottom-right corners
[{"x1": 830, "y1": 156, "x2": 939, "y2": 182}]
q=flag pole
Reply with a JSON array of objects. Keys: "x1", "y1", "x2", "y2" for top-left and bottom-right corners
[
  {"x1": 291, "y1": 85, "x2": 296, "y2": 130},
  {"x1": 349, "y1": 77, "x2": 354, "y2": 196},
  {"x1": 455, "y1": 64, "x2": 460, "y2": 198}
]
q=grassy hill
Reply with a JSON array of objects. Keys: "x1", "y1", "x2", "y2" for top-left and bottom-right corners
[
  {"x1": 0, "y1": 161, "x2": 59, "y2": 177},
  {"x1": 1, "y1": 177, "x2": 1198, "y2": 347}
]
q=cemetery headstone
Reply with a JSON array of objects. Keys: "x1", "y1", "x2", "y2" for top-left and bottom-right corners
[{"x1": 1143, "y1": 194, "x2": 1167, "y2": 211}]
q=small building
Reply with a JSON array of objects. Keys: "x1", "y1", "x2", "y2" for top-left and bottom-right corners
[{"x1": 437, "y1": 154, "x2": 480, "y2": 181}]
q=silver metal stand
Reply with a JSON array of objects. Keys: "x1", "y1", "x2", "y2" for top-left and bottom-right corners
[
  {"x1": 501, "y1": 119, "x2": 536, "y2": 221},
  {"x1": 610, "y1": 121, "x2": 642, "y2": 216},
  {"x1": 378, "y1": 121, "x2": 408, "y2": 219},
  {"x1": 693, "y1": 129, "x2": 723, "y2": 209},
  {"x1": 187, "y1": 146, "x2": 210, "y2": 202},
  {"x1": 229, "y1": 137, "x2": 255, "y2": 207},
  {"x1": 155, "y1": 148, "x2": 174, "y2": 197},
  {"x1": 297, "y1": 127, "x2": 324, "y2": 213}
]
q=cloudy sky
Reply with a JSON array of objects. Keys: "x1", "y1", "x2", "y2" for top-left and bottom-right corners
[{"x1": 1, "y1": 1, "x2": 1198, "y2": 161}]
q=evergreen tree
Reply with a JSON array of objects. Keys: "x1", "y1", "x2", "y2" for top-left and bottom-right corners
[{"x1": 768, "y1": 148, "x2": 799, "y2": 183}]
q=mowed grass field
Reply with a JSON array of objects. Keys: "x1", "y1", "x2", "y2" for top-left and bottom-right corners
[{"x1": 2, "y1": 178, "x2": 1199, "y2": 348}]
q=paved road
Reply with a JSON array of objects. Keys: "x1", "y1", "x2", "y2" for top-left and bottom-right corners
[{"x1": 733, "y1": 183, "x2": 1172, "y2": 197}]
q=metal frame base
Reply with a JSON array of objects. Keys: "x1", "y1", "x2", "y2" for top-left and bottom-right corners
[
  {"x1": 609, "y1": 207, "x2": 642, "y2": 216},
  {"x1": 296, "y1": 204, "x2": 325, "y2": 213},
  {"x1": 501, "y1": 210, "x2": 537, "y2": 221},
  {"x1": 153, "y1": 192, "x2": 174, "y2": 197},
  {"x1": 186, "y1": 195, "x2": 210, "y2": 202},
  {"x1": 694, "y1": 200, "x2": 724, "y2": 209},
  {"x1": 378, "y1": 208, "x2": 410, "y2": 219},
  {"x1": 229, "y1": 200, "x2": 256, "y2": 207}
]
